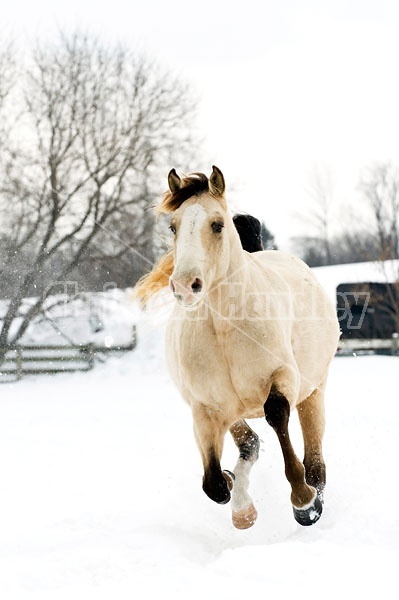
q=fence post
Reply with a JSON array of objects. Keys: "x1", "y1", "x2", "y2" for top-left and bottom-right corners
[
  {"x1": 132, "y1": 324, "x2": 137, "y2": 348},
  {"x1": 87, "y1": 343, "x2": 94, "y2": 370},
  {"x1": 392, "y1": 333, "x2": 399, "y2": 356},
  {"x1": 16, "y1": 347, "x2": 22, "y2": 380}
]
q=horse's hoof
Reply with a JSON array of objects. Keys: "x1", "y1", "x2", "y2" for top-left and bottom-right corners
[
  {"x1": 222, "y1": 470, "x2": 235, "y2": 491},
  {"x1": 293, "y1": 494, "x2": 323, "y2": 526},
  {"x1": 232, "y1": 503, "x2": 258, "y2": 530}
]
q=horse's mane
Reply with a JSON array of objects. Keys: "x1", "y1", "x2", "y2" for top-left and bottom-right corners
[
  {"x1": 158, "y1": 173, "x2": 210, "y2": 214},
  {"x1": 134, "y1": 250, "x2": 174, "y2": 306}
]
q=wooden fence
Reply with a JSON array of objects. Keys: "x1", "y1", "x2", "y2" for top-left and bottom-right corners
[
  {"x1": 1, "y1": 328, "x2": 397, "y2": 382},
  {"x1": 337, "y1": 334, "x2": 399, "y2": 356},
  {"x1": 0, "y1": 326, "x2": 136, "y2": 381}
]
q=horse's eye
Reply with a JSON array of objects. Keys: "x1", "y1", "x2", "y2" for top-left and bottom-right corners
[
  {"x1": 211, "y1": 221, "x2": 224, "y2": 234},
  {"x1": 169, "y1": 224, "x2": 176, "y2": 235}
]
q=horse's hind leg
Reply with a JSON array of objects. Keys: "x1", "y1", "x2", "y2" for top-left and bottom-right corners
[
  {"x1": 264, "y1": 385, "x2": 323, "y2": 526},
  {"x1": 297, "y1": 382, "x2": 326, "y2": 501},
  {"x1": 228, "y1": 420, "x2": 260, "y2": 529}
]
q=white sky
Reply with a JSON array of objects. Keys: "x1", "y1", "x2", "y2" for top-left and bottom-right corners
[{"x1": 4, "y1": 0, "x2": 399, "y2": 248}]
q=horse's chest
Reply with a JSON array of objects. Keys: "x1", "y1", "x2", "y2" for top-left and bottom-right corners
[
  {"x1": 178, "y1": 329, "x2": 231, "y2": 385},
  {"x1": 170, "y1": 323, "x2": 269, "y2": 414},
  {"x1": 223, "y1": 339, "x2": 270, "y2": 409}
]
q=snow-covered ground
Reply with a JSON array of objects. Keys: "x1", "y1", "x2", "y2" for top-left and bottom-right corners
[{"x1": 0, "y1": 306, "x2": 398, "y2": 599}]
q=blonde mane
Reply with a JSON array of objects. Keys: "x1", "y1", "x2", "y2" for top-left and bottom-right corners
[{"x1": 133, "y1": 250, "x2": 174, "y2": 306}]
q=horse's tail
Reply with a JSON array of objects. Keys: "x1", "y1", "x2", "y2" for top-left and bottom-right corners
[{"x1": 133, "y1": 250, "x2": 174, "y2": 306}]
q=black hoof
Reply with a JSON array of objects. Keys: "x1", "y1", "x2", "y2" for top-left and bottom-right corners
[
  {"x1": 293, "y1": 494, "x2": 323, "y2": 526},
  {"x1": 203, "y1": 471, "x2": 231, "y2": 504}
]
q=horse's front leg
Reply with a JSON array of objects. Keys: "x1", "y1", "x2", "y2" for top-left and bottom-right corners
[
  {"x1": 192, "y1": 403, "x2": 231, "y2": 505},
  {"x1": 229, "y1": 420, "x2": 259, "y2": 529}
]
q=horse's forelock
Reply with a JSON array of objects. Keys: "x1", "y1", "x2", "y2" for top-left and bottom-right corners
[{"x1": 158, "y1": 173, "x2": 210, "y2": 213}]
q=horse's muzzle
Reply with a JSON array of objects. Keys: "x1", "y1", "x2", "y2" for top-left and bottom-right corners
[{"x1": 170, "y1": 275, "x2": 204, "y2": 306}]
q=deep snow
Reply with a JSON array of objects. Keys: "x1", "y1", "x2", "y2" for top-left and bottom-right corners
[{"x1": 0, "y1": 309, "x2": 398, "y2": 599}]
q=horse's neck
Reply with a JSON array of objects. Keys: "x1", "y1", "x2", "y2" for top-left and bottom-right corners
[
  {"x1": 226, "y1": 239, "x2": 250, "y2": 287},
  {"x1": 207, "y1": 237, "x2": 250, "y2": 327}
]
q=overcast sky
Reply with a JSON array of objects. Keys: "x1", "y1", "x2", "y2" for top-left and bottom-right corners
[{"x1": 4, "y1": 0, "x2": 399, "y2": 248}]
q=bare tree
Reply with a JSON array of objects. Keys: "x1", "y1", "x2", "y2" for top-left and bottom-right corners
[
  {"x1": 0, "y1": 39, "x2": 16, "y2": 145},
  {"x1": 292, "y1": 228, "x2": 381, "y2": 267},
  {"x1": 0, "y1": 32, "x2": 197, "y2": 354},
  {"x1": 358, "y1": 162, "x2": 399, "y2": 333},
  {"x1": 294, "y1": 165, "x2": 335, "y2": 266},
  {"x1": 359, "y1": 161, "x2": 399, "y2": 260}
]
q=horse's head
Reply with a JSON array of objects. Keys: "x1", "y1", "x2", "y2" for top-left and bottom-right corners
[{"x1": 159, "y1": 166, "x2": 236, "y2": 307}]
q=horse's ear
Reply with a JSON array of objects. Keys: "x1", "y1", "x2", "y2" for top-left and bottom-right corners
[
  {"x1": 168, "y1": 169, "x2": 181, "y2": 194},
  {"x1": 209, "y1": 165, "x2": 225, "y2": 197}
]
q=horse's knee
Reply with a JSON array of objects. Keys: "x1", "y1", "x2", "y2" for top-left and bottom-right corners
[
  {"x1": 239, "y1": 434, "x2": 260, "y2": 462},
  {"x1": 264, "y1": 386, "x2": 290, "y2": 431},
  {"x1": 230, "y1": 420, "x2": 260, "y2": 462}
]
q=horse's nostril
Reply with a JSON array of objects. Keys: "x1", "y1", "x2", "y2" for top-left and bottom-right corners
[
  {"x1": 170, "y1": 279, "x2": 176, "y2": 293},
  {"x1": 191, "y1": 278, "x2": 203, "y2": 294}
]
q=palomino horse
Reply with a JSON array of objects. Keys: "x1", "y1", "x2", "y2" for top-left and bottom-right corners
[{"x1": 136, "y1": 167, "x2": 340, "y2": 529}]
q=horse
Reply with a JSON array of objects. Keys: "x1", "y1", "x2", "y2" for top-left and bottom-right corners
[{"x1": 135, "y1": 166, "x2": 340, "y2": 529}]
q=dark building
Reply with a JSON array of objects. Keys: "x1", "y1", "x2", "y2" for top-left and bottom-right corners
[{"x1": 337, "y1": 281, "x2": 399, "y2": 339}]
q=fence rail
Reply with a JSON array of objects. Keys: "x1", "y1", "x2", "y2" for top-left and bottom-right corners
[
  {"x1": 1, "y1": 328, "x2": 396, "y2": 382},
  {"x1": 337, "y1": 334, "x2": 399, "y2": 356},
  {"x1": 0, "y1": 326, "x2": 136, "y2": 381}
]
